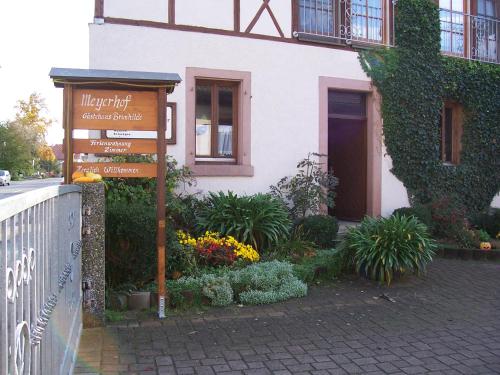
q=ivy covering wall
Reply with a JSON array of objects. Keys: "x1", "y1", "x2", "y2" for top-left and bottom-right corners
[{"x1": 360, "y1": 0, "x2": 500, "y2": 213}]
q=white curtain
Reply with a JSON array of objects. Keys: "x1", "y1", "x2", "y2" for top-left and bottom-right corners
[{"x1": 218, "y1": 125, "x2": 233, "y2": 157}]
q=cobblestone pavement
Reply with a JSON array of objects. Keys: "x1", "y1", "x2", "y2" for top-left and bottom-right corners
[{"x1": 75, "y1": 259, "x2": 500, "y2": 375}]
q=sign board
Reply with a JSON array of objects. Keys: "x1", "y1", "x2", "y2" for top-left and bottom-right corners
[
  {"x1": 73, "y1": 162, "x2": 157, "y2": 178},
  {"x1": 73, "y1": 139, "x2": 157, "y2": 154},
  {"x1": 105, "y1": 102, "x2": 177, "y2": 144},
  {"x1": 73, "y1": 89, "x2": 158, "y2": 130},
  {"x1": 51, "y1": 67, "x2": 182, "y2": 320}
]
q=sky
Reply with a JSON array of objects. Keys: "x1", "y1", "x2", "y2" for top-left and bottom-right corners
[{"x1": 0, "y1": 1, "x2": 94, "y2": 145}]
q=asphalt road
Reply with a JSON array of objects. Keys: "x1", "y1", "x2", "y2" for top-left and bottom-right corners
[{"x1": 0, "y1": 178, "x2": 63, "y2": 199}]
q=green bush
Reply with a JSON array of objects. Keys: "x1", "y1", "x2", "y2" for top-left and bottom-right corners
[
  {"x1": 295, "y1": 215, "x2": 339, "y2": 248},
  {"x1": 470, "y1": 209, "x2": 500, "y2": 238},
  {"x1": 429, "y1": 197, "x2": 475, "y2": 247},
  {"x1": 342, "y1": 215, "x2": 436, "y2": 285},
  {"x1": 106, "y1": 202, "x2": 157, "y2": 288},
  {"x1": 230, "y1": 261, "x2": 307, "y2": 305},
  {"x1": 293, "y1": 249, "x2": 344, "y2": 284},
  {"x1": 196, "y1": 192, "x2": 292, "y2": 252},
  {"x1": 169, "y1": 261, "x2": 307, "y2": 307},
  {"x1": 105, "y1": 202, "x2": 188, "y2": 288},
  {"x1": 265, "y1": 237, "x2": 318, "y2": 261},
  {"x1": 392, "y1": 205, "x2": 434, "y2": 232}
]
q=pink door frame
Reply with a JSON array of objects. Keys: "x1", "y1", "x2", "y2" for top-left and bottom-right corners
[{"x1": 319, "y1": 77, "x2": 382, "y2": 217}]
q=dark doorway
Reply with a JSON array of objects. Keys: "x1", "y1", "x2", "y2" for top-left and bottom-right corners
[{"x1": 327, "y1": 91, "x2": 367, "y2": 221}]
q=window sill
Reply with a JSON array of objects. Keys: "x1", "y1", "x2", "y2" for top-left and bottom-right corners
[{"x1": 189, "y1": 163, "x2": 254, "y2": 177}]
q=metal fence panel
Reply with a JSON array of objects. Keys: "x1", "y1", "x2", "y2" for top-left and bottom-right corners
[{"x1": 0, "y1": 185, "x2": 82, "y2": 375}]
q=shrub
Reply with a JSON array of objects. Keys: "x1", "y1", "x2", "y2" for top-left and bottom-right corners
[
  {"x1": 169, "y1": 261, "x2": 307, "y2": 307},
  {"x1": 196, "y1": 192, "x2": 291, "y2": 252},
  {"x1": 106, "y1": 202, "x2": 157, "y2": 288},
  {"x1": 295, "y1": 215, "x2": 339, "y2": 248},
  {"x1": 342, "y1": 215, "x2": 436, "y2": 285},
  {"x1": 106, "y1": 202, "x2": 188, "y2": 287},
  {"x1": 270, "y1": 153, "x2": 338, "y2": 219},
  {"x1": 470, "y1": 208, "x2": 500, "y2": 238},
  {"x1": 293, "y1": 249, "x2": 344, "y2": 283},
  {"x1": 429, "y1": 197, "x2": 474, "y2": 247},
  {"x1": 392, "y1": 205, "x2": 434, "y2": 232},
  {"x1": 229, "y1": 261, "x2": 307, "y2": 305},
  {"x1": 201, "y1": 276, "x2": 234, "y2": 307},
  {"x1": 265, "y1": 237, "x2": 318, "y2": 261}
]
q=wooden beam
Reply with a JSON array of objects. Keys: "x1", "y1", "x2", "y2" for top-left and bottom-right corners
[
  {"x1": 245, "y1": 0, "x2": 270, "y2": 33},
  {"x1": 156, "y1": 88, "x2": 167, "y2": 318},
  {"x1": 291, "y1": 0, "x2": 298, "y2": 35},
  {"x1": 95, "y1": 0, "x2": 104, "y2": 18},
  {"x1": 234, "y1": 0, "x2": 241, "y2": 32},
  {"x1": 266, "y1": 3, "x2": 285, "y2": 38},
  {"x1": 168, "y1": 0, "x2": 176, "y2": 24},
  {"x1": 63, "y1": 84, "x2": 74, "y2": 184}
]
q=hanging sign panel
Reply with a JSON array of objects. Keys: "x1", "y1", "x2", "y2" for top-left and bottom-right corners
[
  {"x1": 73, "y1": 163, "x2": 157, "y2": 178},
  {"x1": 73, "y1": 89, "x2": 158, "y2": 130},
  {"x1": 105, "y1": 102, "x2": 177, "y2": 144},
  {"x1": 73, "y1": 139, "x2": 157, "y2": 154}
]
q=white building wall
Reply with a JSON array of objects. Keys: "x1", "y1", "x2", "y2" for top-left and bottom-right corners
[
  {"x1": 381, "y1": 146, "x2": 410, "y2": 216},
  {"x1": 491, "y1": 194, "x2": 500, "y2": 208},
  {"x1": 103, "y1": 0, "x2": 168, "y2": 23},
  {"x1": 176, "y1": 0, "x2": 234, "y2": 30}
]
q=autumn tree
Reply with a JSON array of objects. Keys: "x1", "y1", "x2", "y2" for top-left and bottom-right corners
[
  {"x1": 10, "y1": 93, "x2": 53, "y2": 159},
  {"x1": 38, "y1": 145, "x2": 60, "y2": 174}
]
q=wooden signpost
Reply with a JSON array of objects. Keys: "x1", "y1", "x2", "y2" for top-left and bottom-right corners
[{"x1": 51, "y1": 68, "x2": 181, "y2": 319}]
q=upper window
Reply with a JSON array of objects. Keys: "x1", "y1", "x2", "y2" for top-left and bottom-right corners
[
  {"x1": 473, "y1": 0, "x2": 497, "y2": 61},
  {"x1": 440, "y1": 0, "x2": 465, "y2": 56},
  {"x1": 299, "y1": 0, "x2": 335, "y2": 36},
  {"x1": 298, "y1": 0, "x2": 384, "y2": 43},
  {"x1": 440, "y1": 102, "x2": 463, "y2": 165},
  {"x1": 195, "y1": 80, "x2": 238, "y2": 162},
  {"x1": 351, "y1": 0, "x2": 383, "y2": 42}
]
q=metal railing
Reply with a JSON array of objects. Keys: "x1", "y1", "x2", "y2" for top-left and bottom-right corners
[
  {"x1": 0, "y1": 185, "x2": 82, "y2": 375},
  {"x1": 296, "y1": 0, "x2": 395, "y2": 47},
  {"x1": 440, "y1": 8, "x2": 499, "y2": 64}
]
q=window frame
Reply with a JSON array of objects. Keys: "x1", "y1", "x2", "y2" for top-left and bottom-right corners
[
  {"x1": 471, "y1": 0, "x2": 498, "y2": 62},
  {"x1": 296, "y1": 0, "x2": 389, "y2": 44},
  {"x1": 186, "y1": 67, "x2": 253, "y2": 177},
  {"x1": 439, "y1": 0, "x2": 467, "y2": 57},
  {"x1": 195, "y1": 79, "x2": 239, "y2": 163}
]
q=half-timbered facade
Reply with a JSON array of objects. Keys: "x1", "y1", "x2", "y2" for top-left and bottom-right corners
[{"x1": 89, "y1": 0, "x2": 500, "y2": 219}]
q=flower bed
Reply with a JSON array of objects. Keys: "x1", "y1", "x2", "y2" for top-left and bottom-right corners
[{"x1": 177, "y1": 231, "x2": 260, "y2": 266}]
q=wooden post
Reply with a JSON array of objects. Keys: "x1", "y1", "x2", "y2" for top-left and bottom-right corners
[
  {"x1": 156, "y1": 88, "x2": 167, "y2": 318},
  {"x1": 63, "y1": 84, "x2": 74, "y2": 184}
]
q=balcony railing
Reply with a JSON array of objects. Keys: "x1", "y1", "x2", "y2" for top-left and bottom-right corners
[
  {"x1": 296, "y1": 0, "x2": 395, "y2": 47},
  {"x1": 440, "y1": 9, "x2": 499, "y2": 64},
  {"x1": 295, "y1": 1, "x2": 499, "y2": 64}
]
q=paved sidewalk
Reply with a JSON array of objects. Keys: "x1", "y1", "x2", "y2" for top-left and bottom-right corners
[{"x1": 75, "y1": 259, "x2": 500, "y2": 375}]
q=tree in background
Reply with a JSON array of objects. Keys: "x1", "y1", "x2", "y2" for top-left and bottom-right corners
[
  {"x1": 0, "y1": 93, "x2": 54, "y2": 178},
  {"x1": 38, "y1": 145, "x2": 60, "y2": 175},
  {"x1": 11, "y1": 93, "x2": 52, "y2": 159},
  {"x1": 0, "y1": 122, "x2": 32, "y2": 178}
]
